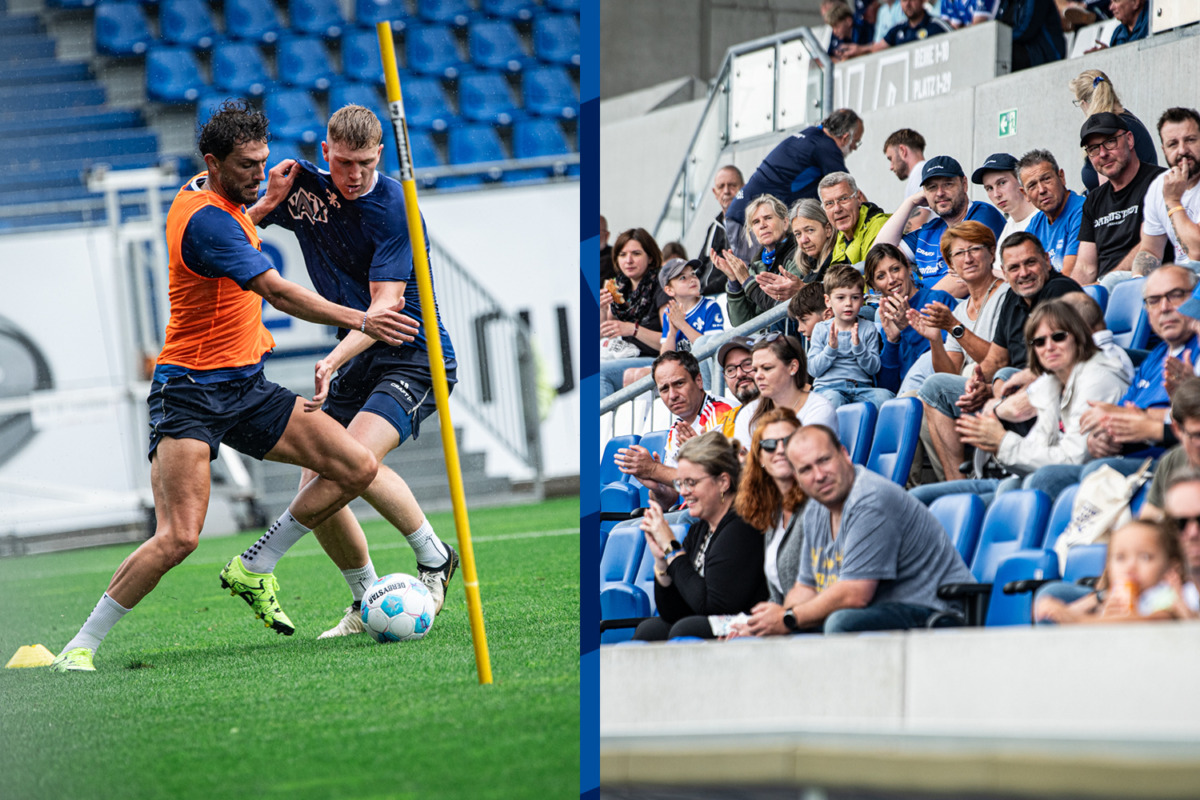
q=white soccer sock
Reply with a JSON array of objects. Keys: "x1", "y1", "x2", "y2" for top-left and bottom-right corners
[
  {"x1": 405, "y1": 518, "x2": 448, "y2": 567},
  {"x1": 342, "y1": 560, "x2": 378, "y2": 606},
  {"x1": 240, "y1": 510, "x2": 310, "y2": 574},
  {"x1": 63, "y1": 593, "x2": 130, "y2": 654}
]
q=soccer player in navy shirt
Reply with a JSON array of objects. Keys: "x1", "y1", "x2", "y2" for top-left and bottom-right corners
[
  {"x1": 248, "y1": 105, "x2": 459, "y2": 637},
  {"x1": 875, "y1": 155, "x2": 1006, "y2": 299}
]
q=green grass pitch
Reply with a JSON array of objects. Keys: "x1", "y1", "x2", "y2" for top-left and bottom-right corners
[{"x1": 0, "y1": 498, "x2": 579, "y2": 800}]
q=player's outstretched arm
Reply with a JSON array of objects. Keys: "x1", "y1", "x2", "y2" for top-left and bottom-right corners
[
  {"x1": 246, "y1": 159, "x2": 298, "y2": 224},
  {"x1": 247, "y1": 269, "x2": 419, "y2": 346}
]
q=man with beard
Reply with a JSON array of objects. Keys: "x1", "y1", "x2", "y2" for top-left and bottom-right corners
[
  {"x1": 883, "y1": 128, "x2": 930, "y2": 232},
  {"x1": 614, "y1": 351, "x2": 731, "y2": 508},
  {"x1": 820, "y1": 171, "x2": 891, "y2": 271},
  {"x1": 1135, "y1": 107, "x2": 1200, "y2": 275},
  {"x1": 716, "y1": 336, "x2": 762, "y2": 450},
  {"x1": 1073, "y1": 113, "x2": 1164, "y2": 289},
  {"x1": 1019, "y1": 149, "x2": 1085, "y2": 276}
]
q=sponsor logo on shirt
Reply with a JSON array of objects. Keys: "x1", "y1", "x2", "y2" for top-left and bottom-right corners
[{"x1": 287, "y1": 188, "x2": 329, "y2": 224}]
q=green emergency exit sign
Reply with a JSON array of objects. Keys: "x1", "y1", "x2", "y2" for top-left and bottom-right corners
[{"x1": 999, "y1": 109, "x2": 1017, "y2": 138}]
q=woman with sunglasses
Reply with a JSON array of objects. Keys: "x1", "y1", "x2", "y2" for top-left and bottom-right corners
[
  {"x1": 728, "y1": 408, "x2": 808, "y2": 637},
  {"x1": 633, "y1": 431, "x2": 768, "y2": 641},
  {"x1": 748, "y1": 333, "x2": 838, "y2": 437},
  {"x1": 910, "y1": 299, "x2": 1130, "y2": 506}
]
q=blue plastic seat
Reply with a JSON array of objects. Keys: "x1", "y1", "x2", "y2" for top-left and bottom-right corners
[
  {"x1": 865, "y1": 397, "x2": 921, "y2": 485},
  {"x1": 405, "y1": 24, "x2": 467, "y2": 79},
  {"x1": 224, "y1": 0, "x2": 285, "y2": 44},
  {"x1": 95, "y1": 2, "x2": 152, "y2": 56},
  {"x1": 263, "y1": 90, "x2": 323, "y2": 143},
  {"x1": 379, "y1": 127, "x2": 442, "y2": 176},
  {"x1": 1082, "y1": 283, "x2": 1109, "y2": 315},
  {"x1": 341, "y1": 28, "x2": 385, "y2": 83},
  {"x1": 0, "y1": 82, "x2": 107, "y2": 114},
  {"x1": 291, "y1": 0, "x2": 346, "y2": 39},
  {"x1": 600, "y1": 482, "x2": 641, "y2": 516},
  {"x1": 329, "y1": 82, "x2": 386, "y2": 118},
  {"x1": 1043, "y1": 482, "x2": 1080, "y2": 554},
  {"x1": 447, "y1": 124, "x2": 506, "y2": 169},
  {"x1": 599, "y1": 527, "x2": 649, "y2": 643},
  {"x1": 929, "y1": 492, "x2": 986, "y2": 565},
  {"x1": 0, "y1": 59, "x2": 90, "y2": 88},
  {"x1": 1105, "y1": 276, "x2": 1149, "y2": 349},
  {"x1": 1062, "y1": 542, "x2": 1107, "y2": 584},
  {"x1": 601, "y1": 435, "x2": 639, "y2": 488},
  {"x1": 403, "y1": 77, "x2": 454, "y2": 131},
  {"x1": 522, "y1": 65, "x2": 577, "y2": 119},
  {"x1": 469, "y1": 19, "x2": 527, "y2": 72},
  {"x1": 986, "y1": 549, "x2": 1060, "y2": 626},
  {"x1": 481, "y1": 0, "x2": 536, "y2": 20},
  {"x1": 146, "y1": 47, "x2": 207, "y2": 103},
  {"x1": 545, "y1": 0, "x2": 580, "y2": 10},
  {"x1": 159, "y1": 0, "x2": 217, "y2": 50},
  {"x1": 532, "y1": 14, "x2": 580, "y2": 66},
  {"x1": 211, "y1": 41, "x2": 271, "y2": 97},
  {"x1": 0, "y1": 106, "x2": 142, "y2": 138},
  {"x1": 512, "y1": 118, "x2": 570, "y2": 160},
  {"x1": 458, "y1": 71, "x2": 519, "y2": 125},
  {"x1": 416, "y1": 0, "x2": 474, "y2": 27},
  {"x1": 276, "y1": 36, "x2": 336, "y2": 91},
  {"x1": 355, "y1": 0, "x2": 409, "y2": 26},
  {"x1": 266, "y1": 139, "x2": 311, "y2": 168},
  {"x1": 835, "y1": 401, "x2": 877, "y2": 466}
]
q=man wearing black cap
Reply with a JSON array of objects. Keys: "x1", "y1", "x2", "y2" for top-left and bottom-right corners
[
  {"x1": 973, "y1": 152, "x2": 1038, "y2": 275},
  {"x1": 876, "y1": 155, "x2": 1006, "y2": 298},
  {"x1": 715, "y1": 335, "x2": 762, "y2": 448},
  {"x1": 1074, "y1": 112, "x2": 1164, "y2": 288}
]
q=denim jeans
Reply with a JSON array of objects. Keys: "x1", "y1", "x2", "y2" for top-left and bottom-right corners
[
  {"x1": 815, "y1": 381, "x2": 895, "y2": 410},
  {"x1": 908, "y1": 476, "x2": 1021, "y2": 507},
  {"x1": 1032, "y1": 581, "x2": 1095, "y2": 625},
  {"x1": 919, "y1": 372, "x2": 969, "y2": 419},
  {"x1": 1022, "y1": 456, "x2": 1151, "y2": 503},
  {"x1": 824, "y1": 601, "x2": 961, "y2": 633},
  {"x1": 599, "y1": 356, "x2": 654, "y2": 399}
]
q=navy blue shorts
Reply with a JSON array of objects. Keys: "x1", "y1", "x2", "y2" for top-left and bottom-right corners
[
  {"x1": 323, "y1": 347, "x2": 456, "y2": 444},
  {"x1": 146, "y1": 370, "x2": 298, "y2": 462}
]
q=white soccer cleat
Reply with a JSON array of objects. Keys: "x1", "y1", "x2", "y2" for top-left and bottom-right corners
[
  {"x1": 317, "y1": 604, "x2": 366, "y2": 639},
  {"x1": 417, "y1": 544, "x2": 459, "y2": 616}
]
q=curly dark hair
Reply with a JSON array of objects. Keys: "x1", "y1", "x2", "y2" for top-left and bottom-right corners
[{"x1": 197, "y1": 99, "x2": 270, "y2": 161}]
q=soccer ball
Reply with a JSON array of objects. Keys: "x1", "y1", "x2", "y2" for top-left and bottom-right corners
[{"x1": 361, "y1": 573, "x2": 435, "y2": 643}]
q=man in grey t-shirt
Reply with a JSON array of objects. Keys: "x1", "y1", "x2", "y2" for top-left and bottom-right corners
[{"x1": 780, "y1": 425, "x2": 973, "y2": 633}]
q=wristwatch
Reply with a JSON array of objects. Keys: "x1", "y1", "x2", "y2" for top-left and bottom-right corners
[
  {"x1": 950, "y1": 324, "x2": 965, "y2": 340},
  {"x1": 782, "y1": 608, "x2": 799, "y2": 632},
  {"x1": 663, "y1": 540, "x2": 684, "y2": 558}
]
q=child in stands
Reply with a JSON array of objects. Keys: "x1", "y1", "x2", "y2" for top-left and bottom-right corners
[
  {"x1": 659, "y1": 257, "x2": 724, "y2": 353},
  {"x1": 1036, "y1": 520, "x2": 1200, "y2": 623},
  {"x1": 806, "y1": 264, "x2": 893, "y2": 409}
]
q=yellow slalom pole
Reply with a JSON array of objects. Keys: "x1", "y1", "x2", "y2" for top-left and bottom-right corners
[{"x1": 376, "y1": 22, "x2": 492, "y2": 685}]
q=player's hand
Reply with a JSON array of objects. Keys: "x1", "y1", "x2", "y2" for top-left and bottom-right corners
[
  {"x1": 362, "y1": 301, "x2": 419, "y2": 345},
  {"x1": 261, "y1": 159, "x2": 299, "y2": 209},
  {"x1": 756, "y1": 271, "x2": 801, "y2": 302},
  {"x1": 304, "y1": 358, "x2": 337, "y2": 412}
]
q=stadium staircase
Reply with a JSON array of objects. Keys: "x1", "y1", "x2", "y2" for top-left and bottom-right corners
[{"x1": 0, "y1": 0, "x2": 580, "y2": 233}]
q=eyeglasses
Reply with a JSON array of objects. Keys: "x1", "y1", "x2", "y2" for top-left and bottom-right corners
[
  {"x1": 750, "y1": 332, "x2": 782, "y2": 345},
  {"x1": 672, "y1": 475, "x2": 713, "y2": 493},
  {"x1": 1143, "y1": 288, "x2": 1189, "y2": 308},
  {"x1": 1072, "y1": 99, "x2": 1084, "y2": 108},
  {"x1": 821, "y1": 194, "x2": 855, "y2": 210},
  {"x1": 1083, "y1": 134, "x2": 1125, "y2": 157},
  {"x1": 760, "y1": 434, "x2": 793, "y2": 453},
  {"x1": 723, "y1": 359, "x2": 754, "y2": 378},
  {"x1": 1169, "y1": 515, "x2": 1200, "y2": 530},
  {"x1": 950, "y1": 245, "x2": 989, "y2": 262},
  {"x1": 1031, "y1": 331, "x2": 1070, "y2": 349}
]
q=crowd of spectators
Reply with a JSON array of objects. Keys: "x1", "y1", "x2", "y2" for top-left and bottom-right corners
[{"x1": 600, "y1": 38, "x2": 1200, "y2": 638}]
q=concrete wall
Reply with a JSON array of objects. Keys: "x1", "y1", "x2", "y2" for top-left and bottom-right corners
[{"x1": 600, "y1": 0, "x2": 822, "y2": 100}]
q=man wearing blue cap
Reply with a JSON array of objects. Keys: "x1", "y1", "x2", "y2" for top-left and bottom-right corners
[
  {"x1": 973, "y1": 152, "x2": 1038, "y2": 275},
  {"x1": 876, "y1": 155, "x2": 1006, "y2": 298}
]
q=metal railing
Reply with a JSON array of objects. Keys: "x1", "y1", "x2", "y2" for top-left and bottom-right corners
[{"x1": 653, "y1": 26, "x2": 833, "y2": 247}]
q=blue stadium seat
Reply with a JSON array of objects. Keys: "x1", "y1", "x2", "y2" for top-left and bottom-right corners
[
  {"x1": 469, "y1": 20, "x2": 527, "y2": 72},
  {"x1": 263, "y1": 90, "x2": 323, "y2": 143},
  {"x1": 341, "y1": 28, "x2": 385, "y2": 83},
  {"x1": 434, "y1": 174, "x2": 486, "y2": 190},
  {"x1": 0, "y1": 82, "x2": 107, "y2": 114},
  {"x1": 481, "y1": 0, "x2": 536, "y2": 21},
  {"x1": 600, "y1": 434, "x2": 639, "y2": 488},
  {"x1": 835, "y1": 401, "x2": 877, "y2": 466},
  {"x1": 600, "y1": 482, "x2": 640, "y2": 516},
  {"x1": 290, "y1": 0, "x2": 346, "y2": 39},
  {"x1": 1043, "y1": 482, "x2": 1080, "y2": 554},
  {"x1": 224, "y1": 0, "x2": 285, "y2": 44},
  {"x1": 416, "y1": 0, "x2": 474, "y2": 27},
  {"x1": 1082, "y1": 283, "x2": 1109, "y2": 315},
  {"x1": 329, "y1": 81, "x2": 387, "y2": 118},
  {"x1": 355, "y1": 0, "x2": 410, "y2": 26},
  {"x1": 405, "y1": 24, "x2": 467, "y2": 79},
  {"x1": 929, "y1": 492, "x2": 986, "y2": 565},
  {"x1": 265, "y1": 139, "x2": 312, "y2": 168},
  {"x1": 46, "y1": 0, "x2": 97, "y2": 8},
  {"x1": 0, "y1": 106, "x2": 141, "y2": 138},
  {"x1": 512, "y1": 119, "x2": 570, "y2": 161},
  {"x1": 0, "y1": 129, "x2": 159, "y2": 171},
  {"x1": 1105, "y1": 276, "x2": 1148, "y2": 349},
  {"x1": 545, "y1": 0, "x2": 580, "y2": 10},
  {"x1": 447, "y1": 124, "x2": 506, "y2": 170},
  {"x1": 0, "y1": 14, "x2": 43, "y2": 35},
  {"x1": 987, "y1": 549, "x2": 1059, "y2": 626},
  {"x1": 522, "y1": 65, "x2": 578, "y2": 119},
  {"x1": 379, "y1": 127, "x2": 442, "y2": 177},
  {"x1": 1130, "y1": 479, "x2": 1152, "y2": 516},
  {"x1": 458, "y1": 71, "x2": 520, "y2": 125},
  {"x1": 159, "y1": 0, "x2": 217, "y2": 50},
  {"x1": 1062, "y1": 542, "x2": 1107, "y2": 584},
  {"x1": 403, "y1": 77, "x2": 454, "y2": 132},
  {"x1": 599, "y1": 527, "x2": 649, "y2": 643},
  {"x1": 865, "y1": 397, "x2": 921, "y2": 484},
  {"x1": 95, "y1": 2, "x2": 153, "y2": 56},
  {"x1": 622, "y1": 429, "x2": 670, "y2": 507},
  {"x1": 146, "y1": 47, "x2": 207, "y2": 103},
  {"x1": 532, "y1": 14, "x2": 580, "y2": 66},
  {"x1": 211, "y1": 41, "x2": 271, "y2": 97},
  {"x1": 276, "y1": 36, "x2": 336, "y2": 91}
]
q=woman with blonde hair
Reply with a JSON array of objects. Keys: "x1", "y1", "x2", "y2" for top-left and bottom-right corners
[{"x1": 1069, "y1": 69, "x2": 1158, "y2": 191}]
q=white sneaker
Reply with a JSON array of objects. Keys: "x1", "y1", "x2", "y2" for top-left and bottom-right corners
[
  {"x1": 317, "y1": 604, "x2": 365, "y2": 639},
  {"x1": 417, "y1": 544, "x2": 459, "y2": 616}
]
